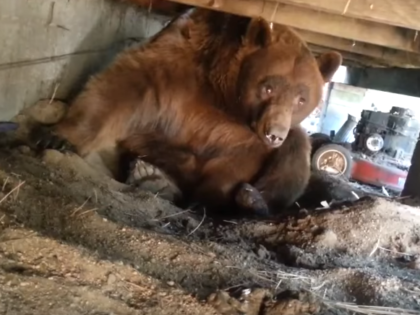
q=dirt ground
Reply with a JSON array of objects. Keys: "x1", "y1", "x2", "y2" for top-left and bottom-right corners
[{"x1": 0, "y1": 107, "x2": 419, "y2": 315}]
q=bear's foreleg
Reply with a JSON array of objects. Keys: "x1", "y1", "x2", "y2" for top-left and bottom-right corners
[
  {"x1": 192, "y1": 152, "x2": 270, "y2": 216},
  {"x1": 252, "y1": 127, "x2": 312, "y2": 213},
  {"x1": 120, "y1": 132, "x2": 270, "y2": 216}
]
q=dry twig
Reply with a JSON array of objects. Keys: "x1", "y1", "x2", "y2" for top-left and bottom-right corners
[
  {"x1": 369, "y1": 227, "x2": 383, "y2": 257},
  {"x1": 152, "y1": 209, "x2": 191, "y2": 221},
  {"x1": 187, "y1": 208, "x2": 206, "y2": 236},
  {"x1": 324, "y1": 300, "x2": 420, "y2": 315},
  {"x1": 0, "y1": 181, "x2": 25, "y2": 205},
  {"x1": 378, "y1": 246, "x2": 415, "y2": 257},
  {"x1": 49, "y1": 83, "x2": 60, "y2": 104},
  {"x1": 70, "y1": 197, "x2": 90, "y2": 217},
  {"x1": 342, "y1": 0, "x2": 352, "y2": 15},
  {"x1": 2, "y1": 177, "x2": 9, "y2": 192},
  {"x1": 77, "y1": 208, "x2": 98, "y2": 218}
]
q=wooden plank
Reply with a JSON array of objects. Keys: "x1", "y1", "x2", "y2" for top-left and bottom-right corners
[
  {"x1": 167, "y1": 0, "x2": 420, "y2": 53},
  {"x1": 118, "y1": 0, "x2": 185, "y2": 14},
  {"x1": 295, "y1": 29, "x2": 420, "y2": 68},
  {"x1": 269, "y1": 0, "x2": 420, "y2": 31},
  {"x1": 311, "y1": 44, "x2": 420, "y2": 69},
  {"x1": 309, "y1": 44, "x2": 391, "y2": 68}
]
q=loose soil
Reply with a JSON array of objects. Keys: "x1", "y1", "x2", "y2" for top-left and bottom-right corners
[{"x1": 0, "y1": 108, "x2": 419, "y2": 315}]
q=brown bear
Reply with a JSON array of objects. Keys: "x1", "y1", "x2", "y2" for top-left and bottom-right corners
[
  {"x1": 32, "y1": 8, "x2": 341, "y2": 215},
  {"x1": 118, "y1": 9, "x2": 341, "y2": 212}
]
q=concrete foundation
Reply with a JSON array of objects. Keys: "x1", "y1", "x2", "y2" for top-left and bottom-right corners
[{"x1": 0, "y1": 0, "x2": 167, "y2": 121}]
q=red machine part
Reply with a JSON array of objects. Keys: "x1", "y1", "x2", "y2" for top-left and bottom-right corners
[{"x1": 351, "y1": 157, "x2": 407, "y2": 191}]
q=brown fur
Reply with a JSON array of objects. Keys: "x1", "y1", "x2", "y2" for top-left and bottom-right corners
[
  {"x1": 120, "y1": 125, "x2": 311, "y2": 213},
  {"x1": 178, "y1": 12, "x2": 341, "y2": 148},
  {"x1": 38, "y1": 8, "x2": 341, "y2": 214},
  {"x1": 252, "y1": 127, "x2": 312, "y2": 211}
]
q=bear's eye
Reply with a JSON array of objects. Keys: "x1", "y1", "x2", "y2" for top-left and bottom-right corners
[
  {"x1": 261, "y1": 85, "x2": 273, "y2": 98},
  {"x1": 298, "y1": 97, "x2": 306, "y2": 106},
  {"x1": 293, "y1": 96, "x2": 306, "y2": 112}
]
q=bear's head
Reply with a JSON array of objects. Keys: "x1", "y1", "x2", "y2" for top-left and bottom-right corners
[{"x1": 237, "y1": 19, "x2": 342, "y2": 148}]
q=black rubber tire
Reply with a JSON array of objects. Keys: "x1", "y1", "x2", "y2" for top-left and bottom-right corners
[
  {"x1": 311, "y1": 143, "x2": 353, "y2": 179},
  {"x1": 309, "y1": 133, "x2": 331, "y2": 156},
  {"x1": 310, "y1": 133, "x2": 330, "y2": 139}
]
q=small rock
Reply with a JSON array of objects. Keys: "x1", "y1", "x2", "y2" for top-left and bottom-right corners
[
  {"x1": 314, "y1": 229, "x2": 338, "y2": 248},
  {"x1": 207, "y1": 252, "x2": 216, "y2": 258},
  {"x1": 107, "y1": 273, "x2": 117, "y2": 285},
  {"x1": 42, "y1": 149, "x2": 64, "y2": 164},
  {"x1": 28, "y1": 100, "x2": 67, "y2": 125},
  {"x1": 17, "y1": 145, "x2": 31, "y2": 154},
  {"x1": 257, "y1": 245, "x2": 270, "y2": 259},
  {"x1": 167, "y1": 281, "x2": 175, "y2": 286},
  {"x1": 409, "y1": 257, "x2": 420, "y2": 270}
]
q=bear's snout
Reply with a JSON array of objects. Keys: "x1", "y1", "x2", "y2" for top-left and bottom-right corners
[{"x1": 265, "y1": 126, "x2": 289, "y2": 148}]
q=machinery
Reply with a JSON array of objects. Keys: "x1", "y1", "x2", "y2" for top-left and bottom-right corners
[{"x1": 310, "y1": 106, "x2": 420, "y2": 192}]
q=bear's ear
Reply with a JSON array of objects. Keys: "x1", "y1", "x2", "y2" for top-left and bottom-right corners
[
  {"x1": 317, "y1": 51, "x2": 342, "y2": 82},
  {"x1": 244, "y1": 17, "x2": 272, "y2": 47}
]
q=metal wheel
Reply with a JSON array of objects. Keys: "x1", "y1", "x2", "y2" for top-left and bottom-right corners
[{"x1": 311, "y1": 144, "x2": 353, "y2": 178}]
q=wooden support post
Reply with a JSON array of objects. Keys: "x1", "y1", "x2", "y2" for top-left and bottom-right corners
[{"x1": 402, "y1": 138, "x2": 420, "y2": 198}]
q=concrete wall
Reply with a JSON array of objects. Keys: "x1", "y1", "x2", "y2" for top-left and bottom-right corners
[
  {"x1": 0, "y1": 0, "x2": 168, "y2": 121},
  {"x1": 321, "y1": 83, "x2": 367, "y2": 140},
  {"x1": 300, "y1": 66, "x2": 348, "y2": 135}
]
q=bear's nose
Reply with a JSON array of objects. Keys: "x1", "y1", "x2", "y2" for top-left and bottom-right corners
[{"x1": 265, "y1": 127, "x2": 289, "y2": 148}]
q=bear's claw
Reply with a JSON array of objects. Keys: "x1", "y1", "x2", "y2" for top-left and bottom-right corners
[
  {"x1": 30, "y1": 126, "x2": 76, "y2": 153},
  {"x1": 235, "y1": 183, "x2": 269, "y2": 216}
]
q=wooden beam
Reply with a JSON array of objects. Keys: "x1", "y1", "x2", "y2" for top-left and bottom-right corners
[
  {"x1": 309, "y1": 44, "x2": 391, "y2": 68},
  {"x1": 295, "y1": 29, "x2": 420, "y2": 68},
  {"x1": 118, "y1": 0, "x2": 186, "y2": 15},
  {"x1": 167, "y1": 0, "x2": 420, "y2": 53},
  {"x1": 268, "y1": 0, "x2": 420, "y2": 32}
]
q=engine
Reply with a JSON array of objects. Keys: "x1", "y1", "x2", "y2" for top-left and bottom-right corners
[{"x1": 352, "y1": 106, "x2": 420, "y2": 171}]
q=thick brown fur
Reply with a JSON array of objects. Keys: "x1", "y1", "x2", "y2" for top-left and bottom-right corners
[
  {"x1": 252, "y1": 127, "x2": 311, "y2": 211},
  {"x1": 120, "y1": 125, "x2": 311, "y2": 214},
  {"x1": 33, "y1": 8, "x2": 341, "y2": 215}
]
